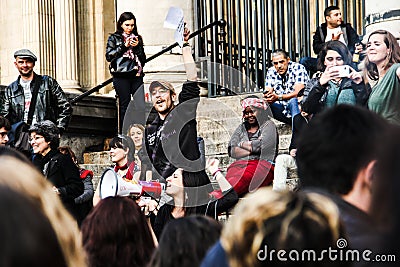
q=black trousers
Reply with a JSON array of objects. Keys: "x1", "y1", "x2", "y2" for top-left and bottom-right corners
[{"x1": 113, "y1": 76, "x2": 145, "y2": 133}]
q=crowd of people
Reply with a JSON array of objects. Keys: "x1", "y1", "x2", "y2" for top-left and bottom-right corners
[{"x1": 0, "y1": 5, "x2": 399, "y2": 267}]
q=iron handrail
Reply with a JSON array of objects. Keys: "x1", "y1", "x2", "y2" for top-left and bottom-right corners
[{"x1": 70, "y1": 19, "x2": 226, "y2": 104}]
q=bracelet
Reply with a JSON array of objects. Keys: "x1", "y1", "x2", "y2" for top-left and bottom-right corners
[
  {"x1": 212, "y1": 169, "x2": 222, "y2": 177},
  {"x1": 183, "y1": 42, "x2": 190, "y2": 47}
]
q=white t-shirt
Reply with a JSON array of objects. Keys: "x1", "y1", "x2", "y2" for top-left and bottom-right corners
[
  {"x1": 325, "y1": 26, "x2": 346, "y2": 44},
  {"x1": 20, "y1": 79, "x2": 37, "y2": 124}
]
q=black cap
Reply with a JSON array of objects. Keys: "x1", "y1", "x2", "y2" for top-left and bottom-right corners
[{"x1": 14, "y1": 49, "x2": 37, "y2": 62}]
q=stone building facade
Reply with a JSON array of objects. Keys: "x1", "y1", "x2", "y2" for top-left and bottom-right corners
[{"x1": 0, "y1": 0, "x2": 398, "y2": 94}]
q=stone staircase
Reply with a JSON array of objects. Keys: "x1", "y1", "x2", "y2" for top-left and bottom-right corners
[{"x1": 81, "y1": 47, "x2": 296, "y2": 188}]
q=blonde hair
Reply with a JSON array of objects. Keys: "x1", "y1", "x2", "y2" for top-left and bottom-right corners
[
  {"x1": 0, "y1": 156, "x2": 87, "y2": 266},
  {"x1": 221, "y1": 188, "x2": 343, "y2": 267}
]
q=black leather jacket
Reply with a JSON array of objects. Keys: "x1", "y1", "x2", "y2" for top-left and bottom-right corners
[
  {"x1": 105, "y1": 32, "x2": 146, "y2": 72},
  {"x1": 0, "y1": 73, "x2": 72, "y2": 132}
]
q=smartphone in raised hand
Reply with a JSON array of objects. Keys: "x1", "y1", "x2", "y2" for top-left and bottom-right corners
[{"x1": 330, "y1": 65, "x2": 351, "y2": 77}]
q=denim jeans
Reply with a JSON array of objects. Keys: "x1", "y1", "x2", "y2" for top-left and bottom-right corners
[
  {"x1": 270, "y1": 98, "x2": 300, "y2": 125},
  {"x1": 299, "y1": 56, "x2": 318, "y2": 73}
]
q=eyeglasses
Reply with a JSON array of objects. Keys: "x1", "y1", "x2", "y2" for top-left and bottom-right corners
[
  {"x1": 0, "y1": 132, "x2": 8, "y2": 138},
  {"x1": 151, "y1": 87, "x2": 169, "y2": 96},
  {"x1": 29, "y1": 135, "x2": 44, "y2": 143}
]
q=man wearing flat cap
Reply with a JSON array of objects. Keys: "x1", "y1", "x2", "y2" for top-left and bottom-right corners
[
  {"x1": 143, "y1": 27, "x2": 206, "y2": 184},
  {"x1": 0, "y1": 49, "x2": 72, "y2": 134}
]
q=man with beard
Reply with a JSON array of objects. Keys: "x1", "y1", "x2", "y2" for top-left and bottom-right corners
[
  {"x1": 144, "y1": 28, "x2": 206, "y2": 184},
  {"x1": 0, "y1": 49, "x2": 72, "y2": 134},
  {"x1": 263, "y1": 49, "x2": 309, "y2": 125},
  {"x1": 300, "y1": 5, "x2": 362, "y2": 73}
]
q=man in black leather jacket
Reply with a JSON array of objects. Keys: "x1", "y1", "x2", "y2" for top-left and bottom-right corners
[{"x1": 0, "y1": 49, "x2": 72, "y2": 133}]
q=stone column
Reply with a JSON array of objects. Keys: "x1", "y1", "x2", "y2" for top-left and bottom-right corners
[
  {"x1": 22, "y1": 1, "x2": 40, "y2": 69},
  {"x1": 54, "y1": 0, "x2": 80, "y2": 90},
  {"x1": 38, "y1": 0, "x2": 56, "y2": 77}
]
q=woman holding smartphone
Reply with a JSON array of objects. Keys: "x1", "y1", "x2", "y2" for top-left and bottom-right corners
[
  {"x1": 302, "y1": 40, "x2": 369, "y2": 115},
  {"x1": 106, "y1": 12, "x2": 146, "y2": 131}
]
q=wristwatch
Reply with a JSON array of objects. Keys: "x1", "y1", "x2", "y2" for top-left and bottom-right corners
[{"x1": 278, "y1": 94, "x2": 283, "y2": 101}]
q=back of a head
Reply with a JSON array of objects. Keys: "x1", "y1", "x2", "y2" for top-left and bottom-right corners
[
  {"x1": 221, "y1": 188, "x2": 347, "y2": 267},
  {"x1": 81, "y1": 196, "x2": 155, "y2": 267},
  {"x1": 0, "y1": 156, "x2": 86, "y2": 267},
  {"x1": 296, "y1": 105, "x2": 389, "y2": 195},
  {"x1": 151, "y1": 215, "x2": 222, "y2": 267},
  {"x1": 373, "y1": 125, "x2": 400, "y2": 263},
  {"x1": 0, "y1": 185, "x2": 67, "y2": 267}
]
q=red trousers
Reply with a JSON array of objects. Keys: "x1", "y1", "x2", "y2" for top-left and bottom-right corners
[{"x1": 211, "y1": 159, "x2": 274, "y2": 198}]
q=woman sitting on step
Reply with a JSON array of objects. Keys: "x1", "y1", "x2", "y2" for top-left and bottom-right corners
[{"x1": 212, "y1": 96, "x2": 278, "y2": 198}]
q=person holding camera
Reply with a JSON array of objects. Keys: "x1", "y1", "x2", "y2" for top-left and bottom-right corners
[
  {"x1": 106, "y1": 11, "x2": 146, "y2": 132},
  {"x1": 301, "y1": 40, "x2": 369, "y2": 115}
]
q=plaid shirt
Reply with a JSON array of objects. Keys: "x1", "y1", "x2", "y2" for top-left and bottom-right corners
[{"x1": 265, "y1": 61, "x2": 309, "y2": 105}]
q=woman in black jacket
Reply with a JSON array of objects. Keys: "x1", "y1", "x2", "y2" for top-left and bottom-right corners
[
  {"x1": 29, "y1": 120, "x2": 83, "y2": 222},
  {"x1": 106, "y1": 12, "x2": 146, "y2": 131}
]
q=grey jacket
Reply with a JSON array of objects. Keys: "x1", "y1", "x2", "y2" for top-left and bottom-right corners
[{"x1": 0, "y1": 73, "x2": 72, "y2": 132}]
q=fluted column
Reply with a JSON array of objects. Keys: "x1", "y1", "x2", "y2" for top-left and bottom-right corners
[
  {"x1": 38, "y1": 0, "x2": 55, "y2": 77},
  {"x1": 22, "y1": 1, "x2": 41, "y2": 69},
  {"x1": 54, "y1": 0, "x2": 80, "y2": 90}
]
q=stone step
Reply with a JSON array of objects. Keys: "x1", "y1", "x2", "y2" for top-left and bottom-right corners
[{"x1": 83, "y1": 151, "x2": 112, "y2": 165}]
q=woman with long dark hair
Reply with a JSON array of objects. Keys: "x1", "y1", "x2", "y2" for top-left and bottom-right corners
[
  {"x1": 302, "y1": 40, "x2": 369, "y2": 114},
  {"x1": 106, "y1": 12, "x2": 146, "y2": 131}
]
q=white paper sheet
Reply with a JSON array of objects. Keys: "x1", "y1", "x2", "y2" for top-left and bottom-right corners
[{"x1": 164, "y1": 7, "x2": 185, "y2": 47}]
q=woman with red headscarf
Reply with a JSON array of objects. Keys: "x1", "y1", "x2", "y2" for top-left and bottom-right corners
[{"x1": 212, "y1": 95, "x2": 278, "y2": 198}]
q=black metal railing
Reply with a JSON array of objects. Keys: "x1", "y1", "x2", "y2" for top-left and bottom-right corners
[
  {"x1": 70, "y1": 19, "x2": 226, "y2": 104},
  {"x1": 195, "y1": 0, "x2": 366, "y2": 96}
]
